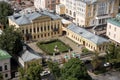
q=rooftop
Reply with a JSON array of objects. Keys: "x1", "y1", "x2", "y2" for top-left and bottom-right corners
[
  {"x1": 107, "y1": 13, "x2": 120, "y2": 27},
  {"x1": 0, "y1": 49, "x2": 11, "y2": 60},
  {"x1": 19, "y1": 46, "x2": 42, "y2": 62},
  {"x1": 9, "y1": 11, "x2": 61, "y2": 25},
  {"x1": 67, "y1": 23, "x2": 109, "y2": 45}
]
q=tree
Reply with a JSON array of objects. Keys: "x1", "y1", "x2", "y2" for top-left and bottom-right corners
[
  {"x1": 0, "y1": 1, "x2": 13, "y2": 27},
  {"x1": 47, "y1": 61, "x2": 61, "y2": 79},
  {"x1": 105, "y1": 43, "x2": 120, "y2": 68},
  {"x1": 106, "y1": 43, "x2": 120, "y2": 63},
  {"x1": 19, "y1": 62, "x2": 42, "y2": 80},
  {"x1": 91, "y1": 51, "x2": 102, "y2": 70},
  {"x1": 0, "y1": 26, "x2": 23, "y2": 54},
  {"x1": 61, "y1": 58, "x2": 92, "y2": 80}
]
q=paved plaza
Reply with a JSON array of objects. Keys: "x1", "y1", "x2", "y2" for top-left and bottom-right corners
[
  {"x1": 88, "y1": 71, "x2": 120, "y2": 80},
  {"x1": 27, "y1": 36, "x2": 82, "y2": 59}
]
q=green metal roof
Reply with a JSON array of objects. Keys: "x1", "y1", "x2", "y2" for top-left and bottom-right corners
[
  {"x1": 0, "y1": 50, "x2": 11, "y2": 60},
  {"x1": 107, "y1": 13, "x2": 120, "y2": 27}
]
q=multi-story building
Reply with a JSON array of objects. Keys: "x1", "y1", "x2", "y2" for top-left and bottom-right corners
[
  {"x1": 0, "y1": 50, "x2": 11, "y2": 80},
  {"x1": 34, "y1": 0, "x2": 60, "y2": 11},
  {"x1": 58, "y1": 0, "x2": 119, "y2": 27},
  {"x1": 106, "y1": 13, "x2": 120, "y2": 44},
  {"x1": 65, "y1": 23, "x2": 109, "y2": 52},
  {"x1": 8, "y1": 11, "x2": 62, "y2": 41}
]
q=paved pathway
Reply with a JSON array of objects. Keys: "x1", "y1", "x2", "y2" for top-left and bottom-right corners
[{"x1": 88, "y1": 71, "x2": 120, "y2": 80}]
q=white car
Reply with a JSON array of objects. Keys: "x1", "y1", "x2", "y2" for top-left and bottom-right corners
[{"x1": 40, "y1": 71, "x2": 50, "y2": 76}]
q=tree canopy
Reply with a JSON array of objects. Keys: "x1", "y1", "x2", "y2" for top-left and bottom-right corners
[
  {"x1": 0, "y1": 26, "x2": 23, "y2": 54},
  {"x1": 0, "y1": 1, "x2": 13, "y2": 27},
  {"x1": 106, "y1": 43, "x2": 120, "y2": 63},
  {"x1": 19, "y1": 62, "x2": 42, "y2": 80},
  {"x1": 61, "y1": 58, "x2": 92, "y2": 80},
  {"x1": 47, "y1": 61, "x2": 61, "y2": 79}
]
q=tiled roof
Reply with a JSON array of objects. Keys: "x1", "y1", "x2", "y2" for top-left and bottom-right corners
[
  {"x1": 9, "y1": 11, "x2": 61, "y2": 26},
  {"x1": 67, "y1": 23, "x2": 109, "y2": 45},
  {"x1": 0, "y1": 49, "x2": 11, "y2": 60}
]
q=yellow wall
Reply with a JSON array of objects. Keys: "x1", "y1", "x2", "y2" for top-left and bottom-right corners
[
  {"x1": 9, "y1": 16, "x2": 62, "y2": 41},
  {"x1": 66, "y1": 29, "x2": 108, "y2": 52}
]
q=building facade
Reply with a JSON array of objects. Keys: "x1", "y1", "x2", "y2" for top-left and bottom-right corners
[
  {"x1": 0, "y1": 50, "x2": 11, "y2": 80},
  {"x1": 8, "y1": 11, "x2": 62, "y2": 41},
  {"x1": 58, "y1": 0, "x2": 119, "y2": 27},
  {"x1": 65, "y1": 24, "x2": 109, "y2": 52},
  {"x1": 106, "y1": 14, "x2": 120, "y2": 44},
  {"x1": 56, "y1": 4, "x2": 65, "y2": 15},
  {"x1": 34, "y1": 0, "x2": 60, "y2": 11}
]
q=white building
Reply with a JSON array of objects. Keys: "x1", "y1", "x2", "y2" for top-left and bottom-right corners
[
  {"x1": 58, "y1": 0, "x2": 119, "y2": 27},
  {"x1": 0, "y1": 49, "x2": 11, "y2": 80},
  {"x1": 106, "y1": 13, "x2": 120, "y2": 44}
]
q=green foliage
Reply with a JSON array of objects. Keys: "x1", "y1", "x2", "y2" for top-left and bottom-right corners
[
  {"x1": 106, "y1": 43, "x2": 120, "y2": 63},
  {"x1": 61, "y1": 58, "x2": 92, "y2": 80},
  {"x1": 0, "y1": 26, "x2": 23, "y2": 54},
  {"x1": 0, "y1": 1, "x2": 13, "y2": 27},
  {"x1": 19, "y1": 62, "x2": 42, "y2": 80},
  {"x1": 47, "y1": 61, "x2": 61, "y2": 79},
  {"x1": 65, "y1": 77, "x2": 78, "y2": 80},
  {"x1": 82, "y1": 48, "x2": 89, "y2": 53},
  {"x1": 91, "y1": 51, "x2": 102, "y2": 70},
  {"x1": 37, "y1": 39, "x2": 71, "y2": 55}
]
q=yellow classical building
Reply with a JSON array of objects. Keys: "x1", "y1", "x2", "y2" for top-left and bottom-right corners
[
  {"x1": 65, "y1": 23, "x2": 109, "y2": 52},
  {"x1": 8, "y1": 11, "x2": 62, "y2": 41}
]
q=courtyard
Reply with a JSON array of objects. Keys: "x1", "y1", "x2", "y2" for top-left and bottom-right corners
[{"x1": 37, "y1": 39, "x2": 72, "y2": 55}]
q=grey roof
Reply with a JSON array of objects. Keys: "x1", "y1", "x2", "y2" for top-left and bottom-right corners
[
  {"x1": 19, "y1": 47, "x2": 42, "y2": 62},
  {"x1": 9, "y1": 11, "x2": 61, "y2": 26},
  {"x1": 67, "y1": 24, "x2": 109, "y2": 45}
]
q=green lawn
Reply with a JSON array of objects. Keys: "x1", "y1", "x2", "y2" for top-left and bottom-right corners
[{"x1": 37, "y1": 40, "x2": 72, "y2": 55}]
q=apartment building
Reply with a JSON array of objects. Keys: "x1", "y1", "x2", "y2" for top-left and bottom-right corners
[
  {"x1": 106, "y1": 13, "x2": 120, "y2": 44},
  {"x1": 8, "y1": 11, "x2": 62, "y2": 41},
  {"x1": 58, "y1": 0, "x2": 119, "y2": 27},
  {"x1": 0, "y1": 50, "x2": 11, "y2": 80},
  {"x1": 34, "y1": 0, "x2": 60, "y2": 11},
  {"x1": 66, "y1": 23, "x2": 109, "y2": 52}
]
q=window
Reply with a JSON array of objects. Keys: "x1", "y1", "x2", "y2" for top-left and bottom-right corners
[
  {"x1": 34, "y1": 28, "x2": 36, "y2": 33},
  {"x1": 48, "y1": 26, "x2": 50, "y2": 30},
  {"x1": 114, "y1": 27, "x2": 116, "y2": 31},
  {"x1": 114, "y1": 34, "x2": 116, "y2": 38},
  {"x1": 37, "y1": 27, "x2": 39, "y2": 32},
  {"x1": 108, "y1": 32, "x2": 110, "y2": 35},
  {"x1": 41, "y1": 27, "x2": 43, "y2": 32},
  {"x1": 5, "y1": 74, "x2": 8, "y2": 78},
  {"x1": 0, "y1": 66, "x2": 2, "y2": 71},
  {"x1": 38, "y1": 35, "x2": 39, "y2": 38},
  {"x1": 4, "y1": 65, "x2": 7, "y2": 70},
  {"x1": 109, "y1": 25, "x2": 111, "y2": 29}
]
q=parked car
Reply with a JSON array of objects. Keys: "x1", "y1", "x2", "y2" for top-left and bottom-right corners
[{"x1": 40, "y1": 70, "x2": 50, "y2": 76}]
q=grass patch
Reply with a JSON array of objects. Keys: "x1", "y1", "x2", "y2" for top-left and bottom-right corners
[{"x1": 37, "y1": 39, "x2": 72, "y2": 55}]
